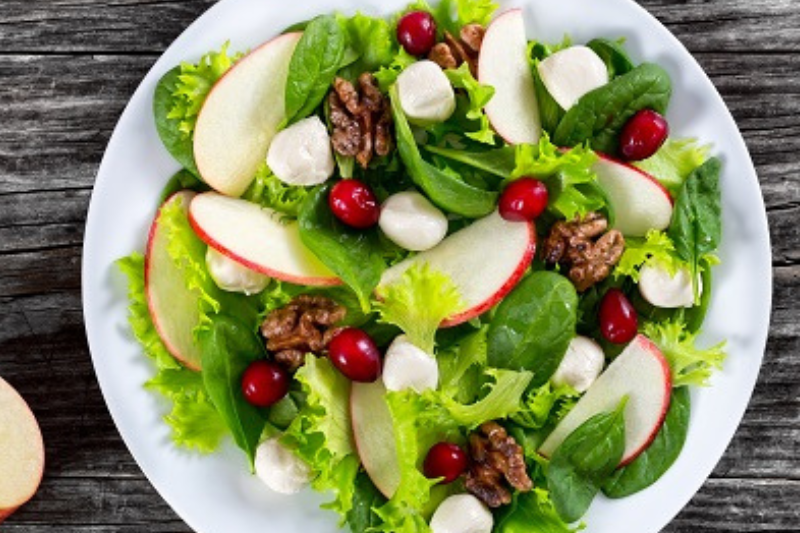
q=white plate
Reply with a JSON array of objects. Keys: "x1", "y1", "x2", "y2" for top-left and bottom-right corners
[{"x1": 82, "y1": 0, "x2": 772, "y2": 531}]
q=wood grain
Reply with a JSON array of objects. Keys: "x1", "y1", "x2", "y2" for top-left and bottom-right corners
[{"x1": 0, "y1": 0, "x2": 797, "y2": 531}]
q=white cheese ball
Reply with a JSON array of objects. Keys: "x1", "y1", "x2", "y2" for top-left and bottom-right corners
[
  {"x1": 552, "y1": 336, "x2": 605, "y2": 393},
  {"x1": 537, "y1": 45, "x2": 609, "y2": 110},
  {"x1": 397, "y1": 60, "x2": 457, "y2": 126},
  {"x1": 254, "y1": 437, "x2": 312, "y2": 495},
  {"x1": 379, "y1": 191, "x2": 449, "y2": 252},
  {"x1": 206, "y1": 247, "x2": 270, "y2": 295},
  {"x1": 429, "y1": 494, "x2": 494, "y2": 533},
  {"x1": 382, "y1": 335, "x2": 439, "y2": 393},
  {"x1": 639, "y1": 263, "x2": 702, "y2": 309},
  {"x1": 266, "y1": 116, "x2": 335, "y2": 186}
]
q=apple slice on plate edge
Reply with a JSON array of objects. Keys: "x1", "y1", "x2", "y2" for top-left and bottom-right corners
[{"x1": 0, "y1": 376, "x2": 45, "y2": 523}]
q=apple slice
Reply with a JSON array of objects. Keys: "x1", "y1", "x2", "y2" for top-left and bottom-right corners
[
  {"x1": 0, "y1": 377, "x2": 44, "y2": 523},
  {"x1": 145, "y1": 191, "x2": 206, "y2": 370},
  {"x1": 539, "y1": 334, "x2": 672, "y2": 466},
  {"x1": 479, "y1": 9, "x2": 542, "y2": 145},
  {"x1": 193, "y1": 32, "x2": 301, "y2": 197},
  {"x1": 537, "y1": 46, "x2": 609, "y2": 111},
  {"x1": 351, "y1": 381, "x2": 400, "y2": 498},
  {"x1": 378, "y1": 211, "x2": 536, "y2": 327},
  {"x1": 188, "y1": 192, "x2": 339, "y2": 286},
  {"x1": 594, "y1": 154, "x2": 674, "y2": 237}
]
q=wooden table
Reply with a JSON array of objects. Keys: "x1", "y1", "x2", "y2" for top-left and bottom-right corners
[{"x1": 0, "y1": 0, "x2": 797, "y2": 531}]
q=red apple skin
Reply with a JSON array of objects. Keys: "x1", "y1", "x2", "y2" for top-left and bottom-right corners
[
  {"x1": 144, "y1": 191, "x2": 201, "y2": 371},
  {"x1": 193, "y1": 32, "x2": 302, "y2": 190},
  {"x1": 187, "y1": 208, "x2": 343, "y2": 287},
  {"x1": 440, "y1": 221, "x2": 536, "y2": 327},
  {"x1": 0, "y1": 377, "x2": 45, "y2": 523},
  {"x1": 596, "y1": 152, "x2": 675, "y2": 206},
  {"x1": 618, "y1": 335, "x2": 673, "y2": 467}
]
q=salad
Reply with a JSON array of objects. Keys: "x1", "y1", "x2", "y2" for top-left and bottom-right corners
[{"x1": 118, "y1": 0, "x2": 728, "y2": 531}]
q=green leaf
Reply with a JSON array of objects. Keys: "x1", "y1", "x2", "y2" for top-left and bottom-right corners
[
  {"x1": 432, "y1": 0, "x2": 499, "y2": 35},
  {"x1": 614, "y1": 229, "x2": 685, "y2": 282},
  {"x1": 488, "y1": 272, "x2": 578, "y2": 386},
  {"x1": 548, "y1": 399, "x2": 627, "y2": 523},
  {"x1": 198, "y1": 315, "x2": 268, "y2": 466},
  {"x1": 285, "y1": 15, "x2": 348, "y2": 124},
  {"x1": 374, "y1": 48, "x2": 418, "y2": 92},
  {"x1": 586, "y1": 38, "x2": 635, "y2": 79},
  {"x1": 511, "y1": 381, "x2": 579, "y2": 431},
  {"x1": 495, "y1": 489, "x2": 579, "y2": 533},
  {"x1": 423, "y1": 144, "x2": 516, "y2": 180},
  {"x1": 635, "y1": 138, "x2": 711, "y2": 195},
  {"x1": 643, "y1": 319, "x2": 726, "y2": 387},
  {"x1": 376, "y1": 263, "x2": 465, "y2": 354},
  {"x1": 347, "y1": 472, "x2": 389, "y2": 533},
  {"x1": 389, "y1": 84, "x2": 499, "y2": 217},
  {"x1": 603, "y1": 387, "x2": 691, "y2": 497},
  {"x1": 159, "y1": 169, "x2": 208, "y2": 204},
  {"x1": 437, "y1": 326, "x2": 488, "y2": 403},
  {"x1": 298, "y1": 185, "x2": 386, "y2": 312},
  {"x1": 668, "y1": 157, "x2": 723, "y2": 286},
  {"x1": 553, "y1": 63, "x2": 672, "y2": 154},
  {"x1": 153, "y1": 67, "x2": 199, "y2": 176},
  {"x1": 338, "y1": 12, "x2": 398, "y2": 77},
  {"x1": 445, "y1": 63, "x2": 496, "y2": 144},
  {"x1": 438, "y1": 369, "x2": 533, "y2": 427},
  {"x1": 241, "y1": 163, "x2": 312, "y2": 218}
]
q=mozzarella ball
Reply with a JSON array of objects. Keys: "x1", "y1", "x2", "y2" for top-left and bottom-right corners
[
  {"x1": 379, "y1": 191, "x2": 449, "y2": 252},
  {"x1": 266, "y1": 116, "x2": 335, "y2": 186},
  {"x1": 429, "y1": 494, "x2": 494, "y2": 533},
  {"x1": 552, "y1": 336, "x2": 605, "y2": 393},
  {"x1": 397, "y1": 60, "x2": 457, "y2": 126},
  {"x1": 254, "y1": 437, "x2": 312, "y2": 495},
  {"x1": 206, "y1": 247, "x2": 270, "y2": 295},
  {"x1": 639, "y1": 263, "x2": 702, "y2": 309},
  {"x1": 382, "y1": 335, "x2": 439, "y2": 393},
  {"x1": 537, "y1": 45, "x2": 609, "y2": 110}
]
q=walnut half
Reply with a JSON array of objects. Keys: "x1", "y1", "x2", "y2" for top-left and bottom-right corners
[{"x1": 465, "y1": 422, "x2": 533, "y2": 508}]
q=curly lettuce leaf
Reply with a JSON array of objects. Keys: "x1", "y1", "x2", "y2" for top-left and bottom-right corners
[
  {"x1": 437, "y1": 326, "x2": 488, "y2": 403},
  {"x1": 374, "y1": 48, "x2": 418, "y2": 91},
  {"x1": 242, "y1": 164, "x2": 312, "y2": 218},
  {"x1": 376, "y1": 263, "x2": 465, "y2": 354},
  {"x1": 643, "y1": 320, "x2": 727, "y2": 387},
  {"x1": 614, "y1": 230, "x2": 685, "y2": 282},
  {"x1": 168, "y1": 42, "x2": 243, "y2": 137},
  {"x1": 438, "y1": 369, "x2": 533, "y2": 428},
  {"x1": 445, "y1": 63, "x2": 496, "y2": 144},
  {"x1": 511, "y1": 135, "x2": 605, "y2": 219},
  {"x1": 511, "y1": 381, "x2": 579, "y2": 431},
  {"x1": 338, "y1": 12, "x2": 398, "y2": 76},
  {"x1": 496, "y1": 489, "x2": 579, "y2": 533},
  {"x1": 635, "y1": 138, "x2": 711, "y2": 195},
  {"x1": 434, "y1": 0, "x2": 499, "y2": 34}
]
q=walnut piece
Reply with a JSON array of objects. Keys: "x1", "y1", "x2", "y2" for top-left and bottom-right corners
[
  {"x1": 260, "y1": 295, "x2": 346, "y2": 372},
  {"x1": 329, "y1": 73, "x2": 393, "y2": 169},
  {"x1": 542, "y1": 212, "x2": 625, "y2": 292},
  {"x1": 427, "y1": 24, "x2": 485, "y2": 76},
  {"x1": 465, "y1": 422, "x2": 533, "y2": 508}
]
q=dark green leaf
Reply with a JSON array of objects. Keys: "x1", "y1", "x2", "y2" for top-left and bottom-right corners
[
  {"x1": 668, "y1": 157, "x2": 723, "y2": 283},
  {"x1": 424, "y1": 145, "x2": 517, "y2": 179},
  {"x1": 153, "y1": 67, "x2": 199, "y2": 176},
  {"x1": 495, "y1": 490, "x2": 577, "y2": 533},
  {"x1": 298, "y1": 186, "x2": 385, "y2": 311},
  {"x1": 285, "y1": 15, "x2": 348, "y2": 124},
  {"x1": 346, "y1": 472, "x2": 388, "y2": 533},
  {"x1": 198, "y1": 315, "x2": 268, "y2": 466},
  {"x1": 389, "y1": 85, "x2": 498, "y2": 218},
  {"x1": 159, "y1": 169, "x2": 209, "y2": 204},
  {"x1": 684, "y1": 259, "x2": 714, "y2": 332},
  {"x1": 586, "y1": 38, "x2": 635, "y2": 78},
  {"x1": 548, "y1": 400, "x2": 627, "y2": 523},
  {"x1": 487, "y1": 272, "x2": 578, "y2": 386},
  {"x1": 553, "y1": 63, "x2": 672, "y2": 154},
  {"x1": 603, "y1": 387, "x2": 691, "y2": 498}
]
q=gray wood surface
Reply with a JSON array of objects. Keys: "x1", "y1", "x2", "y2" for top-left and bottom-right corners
[{"x1": 0, "y1": 0, "x2": 797, "y2": 531}]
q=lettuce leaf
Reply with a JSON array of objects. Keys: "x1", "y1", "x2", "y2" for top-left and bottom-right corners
[
  {"x1": 445, "y1": 63, "x2": 496, "y2": 144},
  {"x1": 374, "y1": 48, "x2": 418, "y2": 92},
  {"x1": 339, "y1": 12, "x2": 398, "y2": 76},
  {"x1": 437, "y1": 326, "x2": 488, "y2": 403},
  {"x1": 496, "y1": 488, "x2": 579, "y2": 533},
  {"x1": 168, "y1": 43, "x2": 243, "y2": 138},
  {"x1": 433, "y1": 0, "x2": 499, "y2": 34},
  {"x1": 511, "y1": 135, "x2": 606, "y2": 219},
  {"x1": 376, "y1": 263, "x2": 465, "y2": 354},
  {"x1": 282, "y1": 355, "x2": 358, "y2": 519},
  {"x1": 614, "y1": 230, "x2": 685, "y2": 282},
  {"x1": 438, "y1": 369, "x2": 533, "y2": 427},
  {"x1": 635, "y1": 138, "x2": 711, "y2": 195},
  {"x1": 511, "y1": 381, "x2": 579, "y2": 431},
  {"x1": 643, "y1": 319, "x2": 727, "y2": 387},
  {"x1": 242, "y1": 163, "x2": 311, "y2": 218}
]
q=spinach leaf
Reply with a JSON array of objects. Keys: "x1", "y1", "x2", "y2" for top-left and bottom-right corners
[
  {"x1": 548, "y1": 399, "x2": 627, "y2": 523},
  {"x1": 153, "y1": 67, "x2": 199, "y2": 176},
  {"x1": 424, "y1": 145, "x2": 516, "y2": 179},
  {"x1": 389, "y1": 85, "x2": 498, "y2": 217},
  {"x1": 553, "y1": 63, "x2": 672, "y2": 154},
  {"x1": 159, "y1": 169, "x2": 209, "y2": 204},
  {"x1": 603, "y1": 387, "x2": 691, "y2": 498},
  {"x1": 346, "y1": 471, "x2": 388, "y2": 533},
  {"x1": 198, "y1": 315, "x2": 268, "y2": 466},
  {"x1": 487, "y1": 272, "x2": 578, "y2": 386},
  {"x1": 667, "y1": 158, "x2": 722, "y2": 284},
  {"x1": 285, "y1": 15, "x2": 347, "y2": 124},
  {"x1": 587, "y1": 38, "x2": 635, "y2": 79},
  {"x1": 685, "y1": 259, "x2": 714, "y2": 332},
  {"x1": 298, "y1": 186, "x2": 385, "y2": 312}
]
